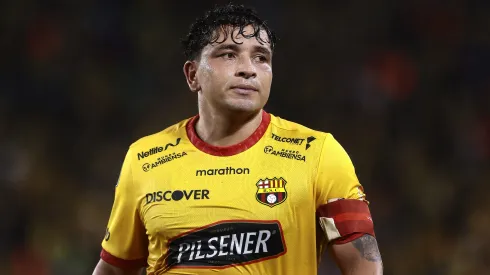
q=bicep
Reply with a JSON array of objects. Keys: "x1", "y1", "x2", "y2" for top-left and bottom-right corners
[
  {"x1": 315, "y1": 134, "x2": 365, "y2": 206},
  {"x1": 328, "y1": 234, "x2": 383, "y2": 275},
  {"x1": 93, "y1": 259, "x2": 144, "y2": 275}
]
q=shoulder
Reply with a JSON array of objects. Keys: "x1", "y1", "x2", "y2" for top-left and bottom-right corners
[
  {"x1": 268, "y1": 113, "x2": 333, "y2": 145},
  {"x1": 268, "y1": 113, "x2": 348, "y2": 165},
  {"x1": 128, "y1": 117, "x2": 192, "y2": 154}
]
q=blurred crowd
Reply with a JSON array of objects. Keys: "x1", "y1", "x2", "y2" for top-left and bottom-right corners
[{"x1": 1, "y1": 0, "x2": 489, "y2": 274}]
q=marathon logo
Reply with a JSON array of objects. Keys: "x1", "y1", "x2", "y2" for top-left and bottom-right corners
[
  {"x1": 196, "y1": 167, "x2": 250, "y2": 176},
  {"x1": 137, "y1": 138, "x2": 181, "y2": 160},
  {"x1": 166, "y1": 220, "x2": 286, "y2": 268}
]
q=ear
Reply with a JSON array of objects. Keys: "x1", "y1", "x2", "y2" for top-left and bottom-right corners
[{"x1": 183, "y1": 60, "x2": 200, "y2": 92}]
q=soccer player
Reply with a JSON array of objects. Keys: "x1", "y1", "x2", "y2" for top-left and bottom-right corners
[{"x1": 93, "y1": 4, "x2": 382, "y2": 275}]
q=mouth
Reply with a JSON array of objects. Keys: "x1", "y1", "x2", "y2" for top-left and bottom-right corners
[{"x1": 230, "y1": 84, "x2": 259, "y2": 94}]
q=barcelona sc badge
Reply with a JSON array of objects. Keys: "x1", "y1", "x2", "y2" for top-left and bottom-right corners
[{"x1": 256, "y1": 177, "x2": 287, "y2": 207}]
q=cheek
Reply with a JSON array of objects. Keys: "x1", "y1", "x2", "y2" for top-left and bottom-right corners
[
  {"x1": 259, "y1": 63, "x2": 272, "y2": 81},
  {"x1": 199, "y1": 61, "x2": 230, "y2": 85},
  {"x1": 197, "y1": 65, "x2": 217, "y2": 90},
  {"x1": 263, "y1": 64, "x2": 272, "y2": 73},
  {"x1": 262, "y1": 68, "x2": 273, "y2": 86},
  {"x1": 198, "y1": 59, "x2": 213, "y2": 80},
  {"x1": 200, "y1": 58, "x2": 214, "y2": 74}
]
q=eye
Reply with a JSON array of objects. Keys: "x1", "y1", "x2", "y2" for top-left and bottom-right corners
[
  {"x1": 220, "y1": 52, "x2": 235, "y2": 59},
  {"x1": 255, "y1": 55, "x2": 268, "y2": 63}
]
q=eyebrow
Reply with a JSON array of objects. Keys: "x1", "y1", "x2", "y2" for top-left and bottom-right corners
[
  {"x1": 253, "y1": 45, "x2": 273, "y2": 57},
  {"x1": 213, "y1": 44, "x2": 240, "y2": 52},
  {"x1": 213, "y1": 43, "x2": 272, "y2": 56}
]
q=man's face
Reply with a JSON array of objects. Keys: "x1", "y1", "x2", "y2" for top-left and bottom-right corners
[{"x1": 193, "y1": 25, "x2": 273, "y2": 113}]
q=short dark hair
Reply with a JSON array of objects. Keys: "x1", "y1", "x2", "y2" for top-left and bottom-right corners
[{"x1": 182, "y1": 3, "x2": 277, "y2": 61}]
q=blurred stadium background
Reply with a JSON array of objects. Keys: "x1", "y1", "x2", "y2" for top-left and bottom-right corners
[{"x1": 1, "y1": 0, "x2": 489, "y2": 274}]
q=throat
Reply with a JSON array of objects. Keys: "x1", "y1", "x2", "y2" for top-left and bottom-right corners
[{"x1": 195, "y1": 111, "x2": 263, "y2": 147}]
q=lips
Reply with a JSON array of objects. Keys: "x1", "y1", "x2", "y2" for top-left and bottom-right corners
[{"x1": 230, "y1": 84, "x2": 258, "y2": 91}]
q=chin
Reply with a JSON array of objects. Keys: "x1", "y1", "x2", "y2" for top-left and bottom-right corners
[{"x1": 222, "y1": 99, "x2": 262, "y2": 113}]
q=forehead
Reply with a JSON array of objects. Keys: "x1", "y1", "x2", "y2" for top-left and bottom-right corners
[{"x1": 206, "y1": 25, "x2": 272, "y2": 51}]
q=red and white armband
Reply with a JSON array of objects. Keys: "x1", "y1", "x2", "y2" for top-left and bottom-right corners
[{"x1": 317, "y1": 199, "x2": 375, "y2": 244}]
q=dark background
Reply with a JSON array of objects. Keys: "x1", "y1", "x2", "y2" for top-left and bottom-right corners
[{"x1": 1, "y1": 0, "x2": 489, "y2": 274}]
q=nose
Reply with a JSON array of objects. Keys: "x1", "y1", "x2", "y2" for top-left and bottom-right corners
[{"x1": 235, "y1": 56, "x2": 257, "y2": 79}]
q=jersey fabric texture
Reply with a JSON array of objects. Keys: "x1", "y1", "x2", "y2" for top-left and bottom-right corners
[{"x1": 101, "y1": 111, "x2": 368, "y2": 275}]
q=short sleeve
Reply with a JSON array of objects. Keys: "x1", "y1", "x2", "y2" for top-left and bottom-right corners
[
  {"x1": 315, "y1": 134, "x2": 366, "y2": 208},
  {"x1": 101, "y1": 148, "x2": 148, "y2": 268}
]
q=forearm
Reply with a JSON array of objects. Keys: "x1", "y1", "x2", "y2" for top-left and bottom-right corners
[
  {"x1": 329, "y1": 235, "x2": 383, "y2": 275},
  {"x1": 340, "y1": 257, "x2": 383, "y2": 275}
]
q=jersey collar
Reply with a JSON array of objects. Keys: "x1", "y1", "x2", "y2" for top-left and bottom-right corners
[{"x1": 186, "y1": 110, "x2": 271, "y2": 156}]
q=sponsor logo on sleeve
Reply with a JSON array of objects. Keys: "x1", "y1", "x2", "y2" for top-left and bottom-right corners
[
  {"x1": 165, "y1": 220, "x2": 286, "y2": 269},
  {"x1": 104, "y1": 228, "x2": 111, "y2": 241}
]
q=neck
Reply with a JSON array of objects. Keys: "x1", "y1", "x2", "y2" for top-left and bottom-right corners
[{"x1": 195, "y1": 107, "x2": 263, "y2": 147}]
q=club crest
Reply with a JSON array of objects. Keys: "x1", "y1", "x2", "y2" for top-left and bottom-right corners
[{"x1": 256, "y1": 177, "x2": 287, "y2": 207}]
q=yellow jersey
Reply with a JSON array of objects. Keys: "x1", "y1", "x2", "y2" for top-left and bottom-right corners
[{"x1": 101, "y1": 111, "x2": 366, "y2": 275}]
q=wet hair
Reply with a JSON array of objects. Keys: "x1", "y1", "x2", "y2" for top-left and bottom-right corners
[{"x1": 182, "y1": 3, "x2": 277, "y2": 61}]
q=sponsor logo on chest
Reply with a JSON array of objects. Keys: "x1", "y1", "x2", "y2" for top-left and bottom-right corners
[
  {"x1": 196, "y1": 167, "x2": 250, "y2": 176},
  {"x1": 264, "y1": 146, "x2": 306, "y2": 162},
  {"x1": 270, "y1": 134, "x2": 316, "y2": 150},
  {"x1": 166, "y1": 220, "x2": 286, "y2": 268},
  {"x1": 145, "y1": 189, "x2": 210, "y2": 204},
  {"x1": 142, "y1": 151, "x2": 188, "y2": 172},
  {"x1": 138, "y1": 138, "x2": 181, "y2": 160},
  {"x1": 271, "y1": 133, "x2": 305, "y2": 145}
]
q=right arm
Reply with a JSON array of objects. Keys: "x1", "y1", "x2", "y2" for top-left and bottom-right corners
[
  {"x1": 93, "y1": 148, "x2": 148, "y2": 274},
  {"x1": 93, "y1": 259, "x2": 144, "y2": 275},
  {"x1": 314, "y1": 134, "x2": 382, "y2": 274}
]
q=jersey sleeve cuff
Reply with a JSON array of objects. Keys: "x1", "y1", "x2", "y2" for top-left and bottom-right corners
[{"x1": 100, "y1": 249, "x2": 147, "y2": 269}]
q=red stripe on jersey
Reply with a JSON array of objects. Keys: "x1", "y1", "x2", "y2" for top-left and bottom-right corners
[
  {"x1": 316, "y1": 199, "x2": 375, "y2": 242},
  {"x1": 334, "y1": 219, "x2": 375, "y2": 237},
  {"x1": 317, "y1": 199, "x2": 370, "y2": 218},
  {"x1": 100, "y1": 249, "x2": 146, "y2": 269},
  {"x1": 277, "y1": 192, "x2": 283, "y2": 201},
  {"x1": 187, "y1": 110, "x2": 271, "y2": 157},
  {"x1": 334, "y1": 212, "x2": 372, "y2": 223}
]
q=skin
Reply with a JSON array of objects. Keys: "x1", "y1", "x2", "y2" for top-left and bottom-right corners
[
  {"x1": 93, "y1": 24, "x2": 383, "y2": 275},
  {"x1": 183, "y1": 25, "x2": 273, "y2": 147},
  {"x1": 330, "y1": 234, "x2": 383, "y2": 275}
]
